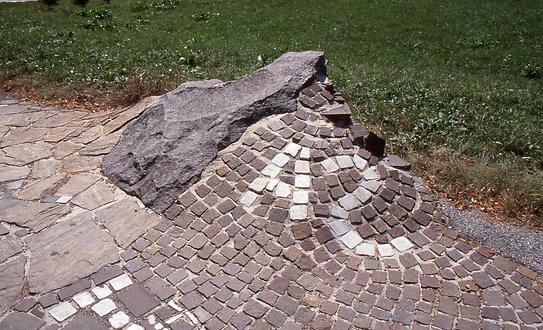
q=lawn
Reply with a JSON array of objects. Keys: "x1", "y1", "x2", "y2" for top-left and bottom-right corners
[{"x1": 1, "y1": 0, "x2": 542, "y2": 226}]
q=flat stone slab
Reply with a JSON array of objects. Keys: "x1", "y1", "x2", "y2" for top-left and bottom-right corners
[
  {"x1": 1, "y1": 142, "x2": 52, "y2": 165},
  {"x1": 0, "y1": 164, "x2": 29, "y2": 183},
  {"x1": 55, "y1": 173, "x2": 100, "y2": 196},
  {"x1": 71, "y1": 181, "x2": 116, "y2": 210},
  {"x1": 0, "y1": 199, "x2": 70, "y2": 232},
  {"x1": 25, "y1": 212, "x2": 119, "y2": 293},
  {"x1": 95, "y1": 199, "x2": 160, "y2": 248},
  {"x1": 0, "y1": 236, "x2": 23, "y2": 263},
  {"x1": 0, "y1": 256, "x2": 26, "y2": 311}
]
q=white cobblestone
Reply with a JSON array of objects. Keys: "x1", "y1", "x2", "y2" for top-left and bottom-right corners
[
  {"x1": 391, "y1": 236, "x2": 414, "y2": 252},
  {"x1": 262, "y1": 164, "x2": 281, "y2": 178},
  {"x1": 377, "y1": 244, "x2": 394, "y2": 257},
  {"x1": 240, "y1": 191, "x2": 258, "y2": 207},
  {"x1": 266, "y1": 179, "x2": 279, "y2": 191},
  {"x1": 284, "y1": 143, "x2": 301, "y2": 157},
  {"x1": 109, "y1": 274, "x2": 132, "y2": 291},
  {"x1": 73, "y1": 291, "x2": 95, "y2": 308},
  {"x1": 336, "y1": 155, "x2": 354, "y2": 169},
  {"x1": 92, "y1": 285, "x2": 112, "y2": 299},
  {"x1": 338, "y1": 194, "x2": 361, "y2": 211},
  {"x1": 321, "y1": 158, "x2": 339, "y2": 173},
  {"x1": 363, "y1": 168, "x2": 379, "y2": 180},
  {"x1": 356, "y1": 243, "x2": 376, "y2": 256},
  {"x1": 299, "y1": 147, "x2": 311, "y2": 160},
  {"x1": 289, "y1": 205, "x2": 307, "y2": 220},
  {"x1": 49, "y1": 301, "x2": 77, "y2": 322},
  {"x1": 353, "y1": 187, "x2": 372, "y2": 204},
  {"x1": 329, "y1": 221, "x2": 350, "y2": 236},
  {"x1": 330, "y1": 206, "x2": 349, "y2": 219},
  {"x1": 91, "y1": 299, "x2": 116, "y2": 317},
  {"x1": 292, "y1": 191, "x2": 309, "y2": 204},
  {"x1": 109, "y1": 311, "x2": 130, "y2": 329},
  {"x1": 275, "y1": 182, "x2": 291, "y2": 197},
  {"x1": 248, "y1": 177, "x2": 268, "y2": 193},
  {"x1": 340, "y1": 231, "x2": 363, "y2": 249},
  {"x1": 271, "y1": 153, "x2": 289, "y2": 167},
  {"x1": 353, "y1": 155, "x2": 368, "y2": 171},
  {"x1": 294, "y1": 160, "x2": 310, "y2": 174},
  {"x1": 294, "y1": 175, "x2": 311, "y2": 188}
]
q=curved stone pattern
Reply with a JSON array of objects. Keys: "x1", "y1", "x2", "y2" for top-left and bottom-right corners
[
  {"x1": 103, "y1": 51, "x2": 327, "y2": 213},
  {"x1": 1, "y1": 56, "x2": 543, "y2": 329}
]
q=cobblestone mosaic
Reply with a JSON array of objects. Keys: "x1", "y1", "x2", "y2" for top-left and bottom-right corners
[{"x1": 0, "y1": 79, "x2": 542, "y2": 330}]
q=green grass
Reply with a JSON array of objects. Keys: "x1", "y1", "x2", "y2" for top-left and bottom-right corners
[{"x1": 1, "y1": 0, "x2": 542, "y2": 224}]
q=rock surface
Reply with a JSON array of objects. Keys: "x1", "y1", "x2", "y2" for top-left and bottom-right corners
[
  {"x1": 95, "y1": 199, "x2": 160, "y2": 248},
  {"x1": 103, "y1": 51, "x2": 326, "y2": 212},
  {"x1": 0, "y1": 257, "x2": 26, "y2": 311},
  {"x1": 25, "y1": 212, "x2": 119, "y2": 293}
]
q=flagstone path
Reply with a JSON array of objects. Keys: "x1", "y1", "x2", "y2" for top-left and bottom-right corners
[{"x1": 0, "y1": 82, "x2": 542, "y2": 330}]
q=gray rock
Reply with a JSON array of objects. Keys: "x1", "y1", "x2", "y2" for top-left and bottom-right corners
[{"x1": 103, "y1": 51, "x2": 326, "y2": 212}]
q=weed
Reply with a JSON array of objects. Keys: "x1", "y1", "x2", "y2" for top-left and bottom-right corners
[
  {"x1": 522, "y1": 63, "x2": 541, "y2": 79},
  {"x1": 150, "y1": 0, "x2": 180, "y2": 11}
]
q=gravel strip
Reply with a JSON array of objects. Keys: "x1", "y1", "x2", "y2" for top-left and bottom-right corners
[{"x1": 442, "y1": 201, "x2": 543, "y2": 273}]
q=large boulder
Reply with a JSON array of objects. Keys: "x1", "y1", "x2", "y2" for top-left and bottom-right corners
[{"x1": 103, "y1": 51, "x2": 326, "y2": 212}]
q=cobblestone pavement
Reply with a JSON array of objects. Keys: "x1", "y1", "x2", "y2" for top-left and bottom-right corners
[{"x1": 0, "y1": 80, "x2": 542, "y2": 330}]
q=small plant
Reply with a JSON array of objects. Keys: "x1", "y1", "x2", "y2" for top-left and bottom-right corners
[
  {"x1": 72, "y1": 0, "x2": 89, "y2": 6},
  {"x1": 192, "y1": 11, "x2": 219, "y2": 22},
  {"x1": 41, "y1": 0, "x2": 59, "y2": 6},
  {"x1": 150, "y1": 0, "x2": 180, "y2": 11},
  {"x1": 522, "y1": 63, "x2": 541, "y2": 79},
  {"x1": 77, "y1": 8, "x2": 116, "y2": 30}
]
